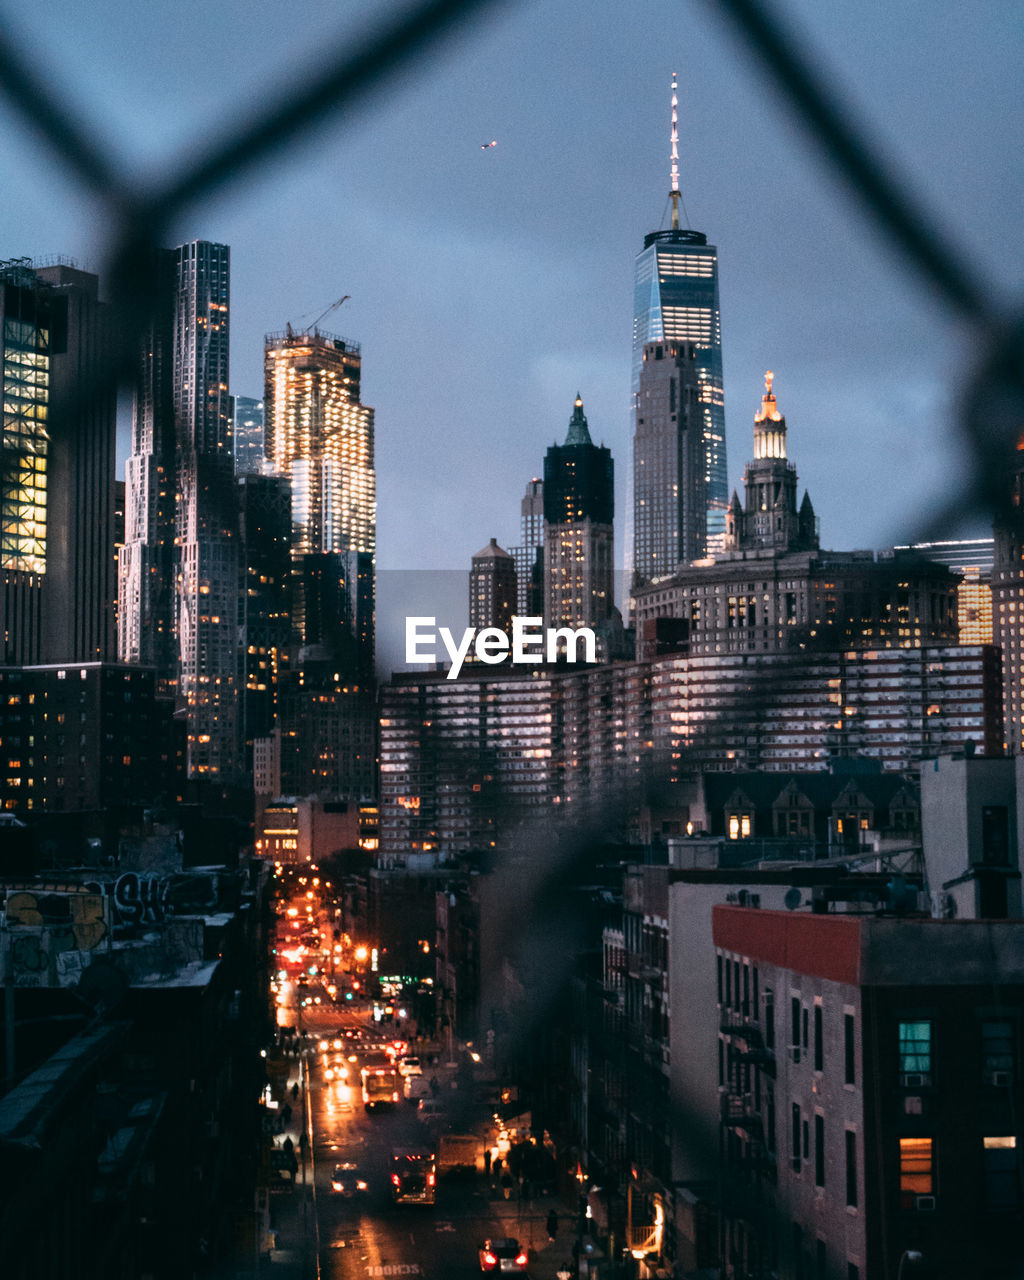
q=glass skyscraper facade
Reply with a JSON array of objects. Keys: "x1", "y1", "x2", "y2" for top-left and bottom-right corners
[{"x1": 632, "y1": 227, "x2": 727, "y2": 553}]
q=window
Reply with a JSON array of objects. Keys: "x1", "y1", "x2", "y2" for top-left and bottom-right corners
[
  {"x1": 844, "y1": 1013, "x2": 856, "y2": 1085},
  {"x1": 815, "y1": 1114, "x2": 825, "y2": 1187},
  {"x1": 845, "y1": 1130, "x2": 857, "y2": 1207},
  {"x1": 982, "y1": 1021, "x2": 1015, "y2": 1081},
  {"x1": 814, "y1": 1005, "x2": 823, "y2": 1071},
  {"x1": 848, "y1": 1266, "x2": 860, "y2": 1280},
  {"x1": 803, "y1": 1007, "x2": 810, "y2": 1052},
  {"x1": 765, "y1": 988, "x2": 775, "y2": 1050},
  {"x1": 791, "y1": 1102, "x2": 801, "y2": 1165},
  {"x1": 898, "y1": 1020, "x2": 932, "y2": 1078},
  {"x1": 899, "y1": 1137, "x2": 933, "y2": 1201},
  {"x1": 791, "y1": 997, "x2": 800, "y2": 1051},
  {"x1": 983, "y1": 1137, "x2": 1019, "y2": 1210}
]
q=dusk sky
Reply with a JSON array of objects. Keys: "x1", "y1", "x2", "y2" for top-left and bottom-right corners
[{"x1": 3, "y1": 0, "x2": 1021, "y2": 591}]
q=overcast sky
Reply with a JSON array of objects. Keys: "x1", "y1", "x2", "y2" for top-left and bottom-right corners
[{"x1": 3, "y1": 0, "x2": 1021, "y2": 592}]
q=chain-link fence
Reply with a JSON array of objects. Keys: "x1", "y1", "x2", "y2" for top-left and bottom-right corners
[{"x1": 1, "y1": 1, "x2": 1019, "y2": 1277}]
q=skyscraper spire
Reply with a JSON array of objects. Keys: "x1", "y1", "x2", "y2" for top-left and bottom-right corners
[{"x1": 670, "y1": 72, "x2": 681, "y2": 231}]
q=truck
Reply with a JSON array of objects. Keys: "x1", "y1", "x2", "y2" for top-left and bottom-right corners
[
  {"x1": 391, "y1": 1147, "x2": 436, "y2": 1205},
  {"x1": 361, "y1": 1064, "x2": 401, "y2": 1111},
  {"x1": 437, "y1": 1133, "x2": 481, "y2": 1175}
]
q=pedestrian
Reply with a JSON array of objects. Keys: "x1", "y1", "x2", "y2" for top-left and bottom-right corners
[
  {"x1": 546, "y1": 1210, "x2": 559, "y2": 1242},
  {"x1": 483, "y1": 1148, "x2": 492, "y2": 1176},
  {"x1": 282, "y1": 1136, "x2": 294, "y2": 1157},
  {"x1": 429, "y1": 1074, "x2": 439, "y2": 1096},
  {"x1": 500, "y1": 1171, "x2": 514, "y2": 1200},
  {"x1": 281, "y1": 1102, "x2": 292, "y2": 1126},
  {"x1": 291, "y1": 1081, "x2": 299, "y2": 1101}
]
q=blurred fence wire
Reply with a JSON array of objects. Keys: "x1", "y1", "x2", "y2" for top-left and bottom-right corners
[{"x1": 0, "y1": 0, "x2": 1020, "y2": 1273}]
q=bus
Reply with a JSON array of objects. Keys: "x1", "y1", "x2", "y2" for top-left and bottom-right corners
[
  {"x1": 361, "y1": 1064, "x2": 400, "y2": 1111},
  {"x1": 391, "y1": 1148, "x2": 436, "y2": 1205}
]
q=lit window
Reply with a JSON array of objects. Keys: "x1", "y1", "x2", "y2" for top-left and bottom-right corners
[{"x1": 899, "y1": 1137, "x2": 933, "y2": 1199}]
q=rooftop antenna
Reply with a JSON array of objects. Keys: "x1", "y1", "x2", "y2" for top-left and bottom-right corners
[{"x1": 669, "y1": 72, "x2": 681, "y2": 231}]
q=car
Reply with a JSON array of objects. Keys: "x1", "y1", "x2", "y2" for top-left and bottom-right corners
[
  {"x1": 478, "y1": 1238, "x2": 529, "y2": 1274},
  {"x1": 398, "y1": 1056, "x2": 422, "y2": 1077},
  {"x1": 404, "y1": 1073, "x2": 431, "y2": 1101},
  {"x1": 330, "y1": 1162, "x2": 369, "y2": 1197}
]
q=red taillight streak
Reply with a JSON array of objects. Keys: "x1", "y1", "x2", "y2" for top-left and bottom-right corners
[{"x1": 515, "y1": 1254, "x2": 528, "y2": 1266}]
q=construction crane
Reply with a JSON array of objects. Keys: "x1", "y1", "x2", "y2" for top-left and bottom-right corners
[{"x1": 285, "y1": 295, "x2": 350, "y2": 339}]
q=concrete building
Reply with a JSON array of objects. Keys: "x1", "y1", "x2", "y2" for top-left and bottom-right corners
[
  {"x1": 0, "y1": 662, "x2": 180, "y2": 815},
  {"x1": 633, "y1": 378, "x2": 956, "y2": 661},
  {"x1": 543, "y1": 395, "x2": 615, "y2": 630},
  {"x1": 713, "y1": 905, "x2": 1024, "y2": 1280},
  {"x1": 469, "y1": 538, "x2": 517, "y2": 633},
  {"x1": 920, "y1": 752, "x2": 1022, "y2": 920}
]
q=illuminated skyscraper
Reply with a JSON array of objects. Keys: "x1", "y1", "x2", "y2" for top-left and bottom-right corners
[
  {"x1": 632, "y1": 339, "x2": 705, "y2": 586},
  {"x1": 264, "y1": 329, "x2": 375, "y2": 567},
  {"x1": 1, "y1": 258, "x2": 115, "y2": 665},
  {"x1": 119, "y1": 240, "x2": 240, "y2": 780},
  {"x1": 264, "y1": 327, "x2": 377, "y2": 799},
  {"x1": 232, "y1": 395, "x2": 266, "y2": 476},
  {"x1": 632, "y1": 76, "x2": 727, "y2": 554},
  {"x1": 543, "y1": 395, "x2": 614, "y2": 629},
  {"x1": 511, "y1": 477, "x2": 544, "y2": 616}
]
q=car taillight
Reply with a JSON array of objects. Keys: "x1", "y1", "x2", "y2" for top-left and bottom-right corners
[
  {"x1": 515, "y1": 1253, "x2": 528, "y2": 1267},
  {"x1": 392, "y1": 1173, "x2": 400, "y2": 1186},
  {"x1": 481, "y1": 1253, "x2": 497, "y2": 1268},
  {"x1": 427, "y1": 1173, "x2": 435, "y2": 1186},
  {"x1": 356, "y1": 1180, "x2": 367, "y2": 1190},
  {"x1": 392, "y1": 1091, "x2": 399, "y2": 1101}
]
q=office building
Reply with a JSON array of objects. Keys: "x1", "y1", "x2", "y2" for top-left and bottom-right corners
[
  {"x1": 119, "y1": 240, "x2": 240, "y2": 781},
  {"x1": 238, "y1": 471, "x2": 291, "y2": 765},
  {"x1": 543, "y1": 395, "x2": 614, "y2": 630},
  {"x1": 469, "y1": 538, "x2": 517, "y2": 632},
  {"x1": 632, "y1": 76, "x2": 727, "y2": 552},
  {"x1": 511, "y1": 477, "x2": 544, "y2": 616},
  {"x1": 232, "y1": 394, "x2": 266, "y2": 476},
  {"x1": 632, "y1": 339, "x2": 706, "y2": 585},
  {"x1": 991, "y1": 484, "x2": 1024, "y2": 755},
  {"x1": 633, "y1": 377, "x2": 957, "y2": 660},
  {"x1": 1, "y1": 258, "x2": 116, "y2": 667}
]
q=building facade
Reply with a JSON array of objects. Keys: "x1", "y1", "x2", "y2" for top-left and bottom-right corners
[
  {"x1": 511, "y1": 477, "x2": 544, "y2": 616},
  {"x1": 1, "y1": 258, "x2": 116, "y2": 667},
  {"x1": 632, "y1": 78, "x2": 727, "y2": 552},
  {"x1": 713, "y1": 905, "x2": 1024, "y2": 1279},
  {"x1": 119, "y1": 240, "x2": 241, "y2": 781},
  {"x1": 469, "y1": 538, "x2": 517, "y2": 632},
  {"x1": 232, "y1": 394, "x2": 266, "y2": 476},
  {"x1": 632, "y1": 339, "x2": 706, "y2": 585},
  {"x1": 543, "y1": 395, "x2": 615, "y2": 630},
  {"x1": 633, "y1": 380, "x2": 957, "y2": 662}
]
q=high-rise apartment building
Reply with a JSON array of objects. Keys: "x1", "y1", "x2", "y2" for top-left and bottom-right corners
[
  {"x1": 511, "y1": 477, "x2": 544, "y2": 616},
  {"x1": 632, "y1": 77, "x2": 727, "y2": 553},
  {"x1": 232, "y1": 395, "x2": 266, "y2": 476},
  {"x1": 263, "y1": 326, "x2": 377, "y2": 800},
  {"x1": 119, "y1": 240, "x2": 241, "y2": 780},
  {"x1": 264, "y1": 327, "x2": 375, "y2": 672},
  {"x1": 632, "y1": 339, "x2": 705, "y2": 586},
  {"x1": 993, "y1": 464, "x2": 1024, "y2": 753},
  {"x1": 543, "y1": 395, "x2": 614, "y2": 630},
  {"x1": 1, "y1": 258, "x2": 116, "y2": 666},
  {"x1": 469, "y1": 538, "x2": 517, "y2": 632}
]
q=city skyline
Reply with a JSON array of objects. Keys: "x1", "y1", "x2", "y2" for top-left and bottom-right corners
[{"x1": 0, "y1": 1, "x2": 1018, "y2": 584}]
